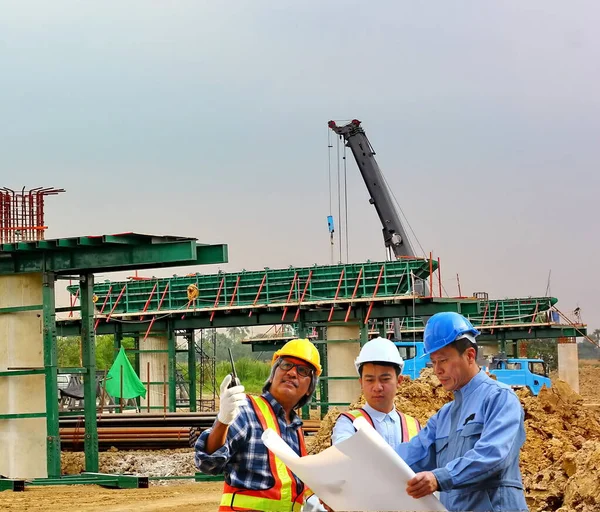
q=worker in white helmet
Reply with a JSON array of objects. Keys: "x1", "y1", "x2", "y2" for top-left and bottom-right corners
[{"x1": 331, "y1": 336, "x2": 421, "y2": 449}]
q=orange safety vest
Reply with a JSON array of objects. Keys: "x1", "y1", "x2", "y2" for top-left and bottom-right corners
[
  {"x1": 219, "y1": 395, "x2": 307, "y2": 512},
  {"x1": 339, "y1": 407, "x2": 421, "y2": 442}
]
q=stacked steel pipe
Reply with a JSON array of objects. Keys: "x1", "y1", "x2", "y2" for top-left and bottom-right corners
[{"x1": 59, "y1": 413, "x2": 320, "y2": 450}]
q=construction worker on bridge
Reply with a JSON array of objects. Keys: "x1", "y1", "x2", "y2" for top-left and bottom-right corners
[
  {"x1": 194, "y1": 338, "x2": 321, "y2": 512},
  {"x1": 397, "y1": 312, "x2": 528, "y2": 512},
  {"x1": 331, "y1": 336, "x2": 421, "y2": 449}
]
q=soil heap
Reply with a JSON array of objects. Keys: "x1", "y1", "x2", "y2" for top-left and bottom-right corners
[{"x1": 310, "y1": 370, "x2": 600, "y2": 512}]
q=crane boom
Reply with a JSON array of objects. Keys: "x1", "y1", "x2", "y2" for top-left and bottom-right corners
[{"x1": 328, "y1": 119, "x2": 415, "y2": 258}]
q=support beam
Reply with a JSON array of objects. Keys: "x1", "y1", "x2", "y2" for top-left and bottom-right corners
[
  {"x1": 80, "y1": 273, "x2": 98, "y2": 473},
  {"x1": 0, "y1": 273, "x2": 48, "y2": 479},
  {"x1": 325, "y1": 323, "x2": 361, "y2": 410},
  {"x1": 558, "y1": 341, "x2": 579, "y2": 393},
  {"x1": 168, "y1": 324, "x2": 177, "y2": 413},
  {"x1": 43, "y1": 272, "x2": 60, "y2": 478},
  {"x1": 139, "y1": 334, "x2": 169, "y2": 412},
  {"x1": 113, "y1": 326, "x2": 122, "y2": 361},
  {"x1": 0, "y1": 236, "x2": 228, "y2": 275},
  {"x1": 187, "y1": 330, "x2": 197, "y2": 412}
]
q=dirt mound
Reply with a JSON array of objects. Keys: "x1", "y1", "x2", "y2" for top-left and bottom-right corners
[
  {"x1": 311, "y1": 371, "x2": 600, "y2": 511},
  {"x1": 577, "y1": 360, "x2": 600, "y2": 404},
  {"x1": 309, "y1": 369, "x2": 452, "y2": 454},
  {"x1": 521, "y1": 381, "x2": 600, "y2": 511},
  {"x1": 61, "y1": 448, "x2": 196, "y2": 479},
  {"x1": 558, "y1": 440, "x2": 600, "y2": 512}
]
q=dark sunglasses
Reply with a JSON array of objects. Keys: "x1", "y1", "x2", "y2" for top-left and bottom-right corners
[{"x1": 279, "y1": 360, "x2": 314, "y2": 378}]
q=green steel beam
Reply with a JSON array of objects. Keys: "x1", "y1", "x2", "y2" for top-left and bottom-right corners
[
  {"x1": 66, "y1": 260, "x2": 434, "y2": 316},
  {"x1": 168, "y1": 323, "x2": 176, "y2": 413},
  {"x1": 0, "y1": 478, "x2": 25, "y2": 491},
  {"x1": 58, "y1": 367, "x2": 87, "y2": 374},
  {"x1": 187, "y1": 330, "x2": 197, "y2": 413},
  {"x1": 477, "y1": 325, "x2": 586, "y2": 341},
  {"x1": 194, "y1": 473, "x2": 225, "y2": 482},
  {"x1": 0, "y1": 412, "x2": 47, "y2": 419},
  {"x1": 43, "y1": 272, "x2": 61, "y2": 478},
  {"x1": 82, "y1": 472, "x2": 149, "y2": 489},
  {"x1": 0, "y1": 304, "x2": 43, "y2": 314},
  {"x1": 28, "y1": 473, "x2": 149, "y2": 489},
  {"x1": 0, "y1": 369, "x2": 45, "y2": 377},
  {"x1": 0, "y1": 234, "x2": 228, "y2": 275},
  {"x1": 80, "y1": 274, "x2": 98, "y2": 473},
  {"x1": 58, "y1": 299, "x2": 585, "y2": 340}
]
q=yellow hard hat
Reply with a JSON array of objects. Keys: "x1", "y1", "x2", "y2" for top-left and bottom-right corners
[{"x1": 271, "y1": 338, "x2": 322, "y2": 376}]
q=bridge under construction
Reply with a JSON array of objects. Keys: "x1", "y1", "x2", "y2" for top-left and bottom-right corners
[{"x1": 0, "y1": 121, "x2": 591, "y2": 493}]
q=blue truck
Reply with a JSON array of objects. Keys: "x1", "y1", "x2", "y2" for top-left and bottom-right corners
[{"x1": 395, "y1": 342, "x2": 551, "y2": 395}]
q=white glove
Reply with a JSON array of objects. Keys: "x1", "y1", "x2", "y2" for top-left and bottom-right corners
[
  {"x1": 217, "y1": 374, "x2": 247, "y2": 425},
  {"x1": 303, "y1": 494, "x2": 328, "y2": 511}
]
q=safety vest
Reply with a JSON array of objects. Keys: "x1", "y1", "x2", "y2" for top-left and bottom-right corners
[
  {"x1": 339, "y1": 407, "x2": 421, "y2": 442},
  {"x1": 219, "y1": 395, "x2": 307, "y2": 512}
]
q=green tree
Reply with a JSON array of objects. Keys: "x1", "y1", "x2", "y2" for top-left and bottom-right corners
[
  {"x1": 212, "y1": 327, "x2": 255, "y2": 361},
  {"x1": 57, "y1": 335, "x2": 135, "y2": 369},
  {"x1": 57, "y1": 336, "x2": 81, "y2": 367},
  {"x1": 578, "y1": 328, "x2": 600, "y2": 359},
  {"x1": 525, "y1": 339, "x2": 558, "y2": 371}
]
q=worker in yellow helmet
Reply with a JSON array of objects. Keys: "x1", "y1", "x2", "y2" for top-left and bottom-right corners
[{"x1": 194, "y1": 338, "x2": 322, "y2": 512}]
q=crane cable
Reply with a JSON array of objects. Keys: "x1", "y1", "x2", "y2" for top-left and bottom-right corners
[
  {"x1": 380, "y1": 170, "x2": 427, "y2": 259},
  {"x1": 337, "y1": 135, "x2": 343, "y2": 263},
  {"x1": 327, "y1": 129, "x2": 333, "y2": 216},
  {"x1": 327, "y1": 130, "x2": 334, "y2": 264},
  {"x1": 343, "y1": 141, "x2": 349, "y2": 263},
  {"x1": 379, "y1": 160, "x2": 452, "y2": 297}
]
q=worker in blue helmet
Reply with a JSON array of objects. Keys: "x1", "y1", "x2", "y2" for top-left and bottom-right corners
[{"x1": 396, "y1": 312, "x2": 528, "y2": 512}]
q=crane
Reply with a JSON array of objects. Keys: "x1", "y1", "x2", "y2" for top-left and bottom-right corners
[
  {"x1": 328, "y1": 118, "x2": 428, "y2": 330},
  {"x1": 328, "y1": 119, "x2": 415, "y2": 259}
]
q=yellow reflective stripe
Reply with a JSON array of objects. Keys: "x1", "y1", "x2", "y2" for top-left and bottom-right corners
[
  {"x1": 250, "y1": 396, "x2": 294, "y2": 504},
  {"x1": 220, "y1": 493, "x2": 302, "y2": 511},
  {"x1": 345, "y1": 410, "x2": 362, "y2": 419},
  {"x1": 405, "y1": 414, "x2": 420, "y2": 440}
]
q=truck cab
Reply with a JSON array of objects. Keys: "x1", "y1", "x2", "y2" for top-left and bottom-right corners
[
  {"x1": 394, "y1": 342, "x2": 551, "y2": 395},
  {"x1": 487, "y1": 355, "x2": 551, "y2": 396},
  {"x1": 395, "y1": 341, "x2": 428, "y2": 380}
]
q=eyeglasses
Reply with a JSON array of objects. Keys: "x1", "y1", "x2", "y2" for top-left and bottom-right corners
[{"x1": 279, "y1": 360, "x2": 314, "y2": 378}]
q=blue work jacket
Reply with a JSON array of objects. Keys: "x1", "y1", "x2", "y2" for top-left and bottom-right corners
[{"x1": 396, "y1": 370, "x2": 528, "y2": 512}]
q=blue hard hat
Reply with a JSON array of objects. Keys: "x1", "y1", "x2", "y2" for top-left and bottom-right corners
[{"x1": 423, "y1": 312, "x2": 480, "y2": 355}]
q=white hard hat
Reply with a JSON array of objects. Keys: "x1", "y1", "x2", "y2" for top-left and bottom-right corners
[{"x1": 354, "y1": 337, "x2": 404, "y2": 374}]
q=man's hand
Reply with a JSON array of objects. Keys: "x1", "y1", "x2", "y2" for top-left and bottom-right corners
[
  {"x1": 406, "y1": 471, "x2": 439, "y2": 499},
  {"x1": 217, "y1": 374, "x2": 246, "y2": 425}
]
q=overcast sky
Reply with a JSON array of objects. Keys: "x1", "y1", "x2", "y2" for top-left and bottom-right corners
[{"x1": 2, "y1": 1, "x2": 598, "y2": 331}]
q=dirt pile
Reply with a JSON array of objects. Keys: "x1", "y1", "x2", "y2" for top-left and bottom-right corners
[
  {"x1": 521, "y1": 381, "x2": 600, "y2": 511},
  {"x1": 61, "y1": 448, "x2": 196, "y2": 479},
  {"x1": 577, "y1": 361, "x2": 600, "y2": 404},
  {"x1": 311, "y1": 371, "x2": 600, "y2": 511}
]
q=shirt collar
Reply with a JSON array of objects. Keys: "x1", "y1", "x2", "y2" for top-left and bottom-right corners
[
  {"x1": 455, "y1": 368, "x2": 486, "y2": 400},
  {"x1": 262, "y1": 391, "x2": 303, "y2": 427},
  {"x1": 362, "y1": 402, "x2": 397, "y2": 423}
]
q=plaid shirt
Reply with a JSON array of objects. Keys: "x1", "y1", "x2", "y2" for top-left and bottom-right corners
[{"x1": 194, "y1": 392, "x2": 305, "y2": 493}]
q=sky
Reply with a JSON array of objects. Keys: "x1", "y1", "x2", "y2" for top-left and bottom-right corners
[{"x1": 1, "y1": 1, "x2": 598, "y2": 331}]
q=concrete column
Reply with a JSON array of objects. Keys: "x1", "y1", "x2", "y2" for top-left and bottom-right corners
[
  {"x1": 0, "y1": 273, "x2": 47, "y2": 478},
  {"x1": 139, "y1": 334, "x2": 169, "y2": 411},
  {"x1": 558, "y1": 342, "x2": 579, "y2": 393},
  {"x1": 326, "y1": 323, "x2": 361, "y2": 410}
]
